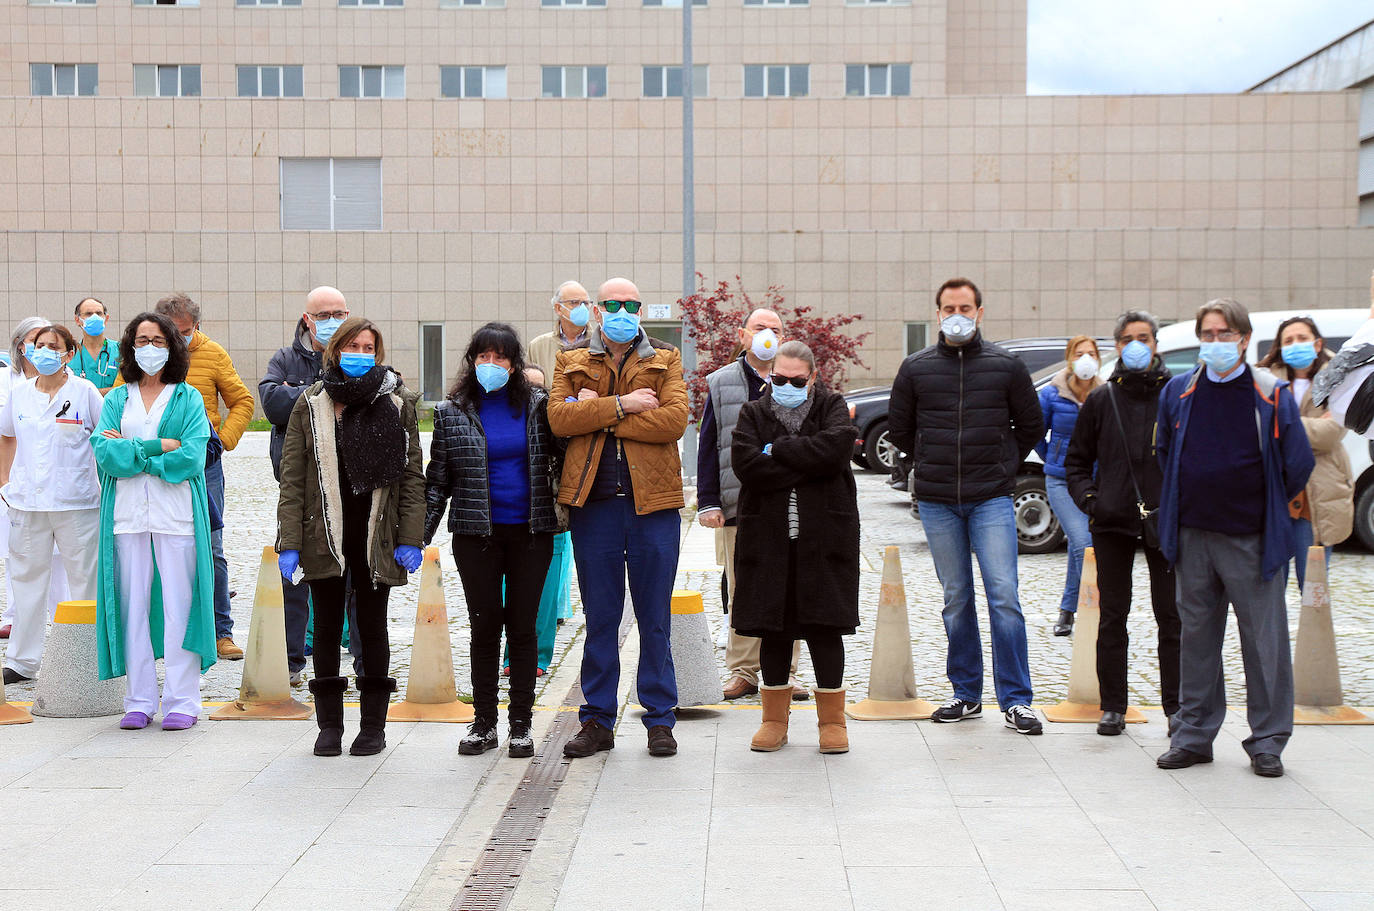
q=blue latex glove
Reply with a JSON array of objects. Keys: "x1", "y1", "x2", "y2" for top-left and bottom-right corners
[
  {"x1": 763, "y1": 443, "x2": 773, "y2": 456},
  {"x1": 278, "y1": 549, "x2": 300, "y2": 582},
  {"x1": 394, "y1": 545, "x2": 423, "y2": 573}
]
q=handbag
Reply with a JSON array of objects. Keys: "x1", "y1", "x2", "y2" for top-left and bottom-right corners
[{"x1": 1107, "y1": 384, "x2": 1160, "y2": 549}]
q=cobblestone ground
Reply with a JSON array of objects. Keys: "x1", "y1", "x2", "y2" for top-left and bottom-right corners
[{"x1": 5, "y1": 434, "x2": 1372, "y2": 710}]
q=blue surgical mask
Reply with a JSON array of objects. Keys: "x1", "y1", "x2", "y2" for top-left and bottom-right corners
[
  {"x1": 1121, "y1": 339, "x2": 1152, "y2": 371},
  {"x1": 1281, "y1": 341, "x2": 1317, "y2": 370},
  {"x1": 568, "y1": 303, "x2": 590, "y2": 328},
  {"x1": 134, "y1": 344, "x2": 170, "y2": 375},
  {"x1": 183, "y1": 333, "x2": 195, "y2": 348},
  {"x1": 475, "y1": 362, "x2": 510, "y2": 394},
  {"x1": 771, "y1": 381, "x2": 809, "y2": 409},
  {"x1": 24, "y1": 342, "x2": 36, "y2": 362},
  {"x1": 1199, "y1": 341, "x2": 1241, "y2": 374},
  {"x1": 82, "y1": 315, "x2": 106, "y2": 337},
  {"x1": 338, "y1": 352, "x2": 376, "y2": 378},
  {"x1": 30, "y1": 347, "x2": 63, "y2": 376},
  {"x1": 602, "y1": 311, "x2": 641, "y2": 345},
  {"x1": 314, "y1": 317, "x2": 343, "y2": 345}
]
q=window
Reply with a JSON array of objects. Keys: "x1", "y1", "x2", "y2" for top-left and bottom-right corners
[
  {"x1": 644, "y1": 322, "x2": 682, "y2": 351},
  {"x1": 642, "y1": 65, "x2": 707, "y2": 98},
  {"x1": 31, "y1": 64, "x2": 98, "y2": 96},
  {"x1": 440, "y1": 0, "x2": 504, "y2": 6},
  {"x1": 542, "y1": 0, "x2": 605, "y2": 6},
  {"x1": 280, "y1": 158, "x2": 382, "y2": 230},
  {"x1": 439, "y1": 66, "x2": 507, "y2": 98},
  {"x1": 846, "y1": 0, "x2": 910, "y2": 4},
  {"x1": 744, "y1": 0, "x2": 807, "y2": 5},
  {"x1": 541, "y1": 66, "x2": 607, "y2": 98},
  {"x1": 133, "y1": 0, "x2": 200, "y2": 6},
  {"x1": 742, "y1": 64, "x2": 807, "y2": 97},
  {"x1": 238, "y1": 65, "x2": 303, "y2": 97},
  {"x1": 133, "y1": 64, "x2": 200, "y2": 97},
  {"x1": 904, "y1": 322, "x2": 928, "y2": 357},
  {"x1": 420, "y1": 324, "x2": 445, "y2": 402},
  {"x1": 237, "y1": 0, "x2": 302, "y2": 6},
  {"x1": 644, "y1": 0, "x2": 707, "y2": 6},
  {"x1": 340, "y1": 0, "x2": 403, "y2": 5},
  {"x1": 339, "y1": 66, "x2": 405, "y2": 98},
  {"x1": 845, "y1": 63, "x2": 910, "y2": 97},
  {"x1": 29, "y1": 0, "x2": 97, "y2": 5}
]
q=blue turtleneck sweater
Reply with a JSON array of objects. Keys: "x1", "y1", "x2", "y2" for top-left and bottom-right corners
[{"x1": 478, "y1": 389, "x2": 530, "y2": 525}]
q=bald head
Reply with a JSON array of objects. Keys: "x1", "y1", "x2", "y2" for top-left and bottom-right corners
[
  {"x1": 303, "y1": 286, "x2": 349, "y2": 350},
  {"x1": 598, "y1": 277, "x2": 639, "y2": 301}
]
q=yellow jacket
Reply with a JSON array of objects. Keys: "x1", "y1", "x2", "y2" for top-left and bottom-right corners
[{"x1": 114, "y1": 330, "x2": 255, "y2": 450}]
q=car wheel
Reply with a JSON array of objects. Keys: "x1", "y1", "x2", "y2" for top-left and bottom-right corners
[
  {"x1": 1354, "y1": 481, "x2": 1374, "y2": 552},
  {"x1": 863, "y1": 421, "x2": 898, "y2": 473},
  {"x1": 1014, "y1": 474, "x2": 1065, "y2": 555}
]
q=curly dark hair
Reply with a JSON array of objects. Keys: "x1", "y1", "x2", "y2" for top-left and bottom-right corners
[
  {"x1": 1255, "y1": 315, "x2": 1332, "y2": 376},
  {"x1": 449, "y1": 321, "x2": 531, "y2": 414},
  {"x1": 118, "y1": 311, "x2": 190, "y2": 385}
]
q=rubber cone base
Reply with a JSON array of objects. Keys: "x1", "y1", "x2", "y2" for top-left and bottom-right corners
[
  {"x1": 0, "y1": 702, "x2": 34, "y2": 725},
  {"x1": 1294, "y1": 704, "x2": 1374, "y2": 725},
  {"x1": 387, "y1": 700, "x2": 475, "y2": 723},
  {"x1": 1041, "y1": 701, "x2": 1147, "y2": 724},
  {"x1": 845, "y1": 697, "x2": 935, "y2": 721},
  {"x1": 210, "y1": 697, "x2": 314, "y2": 721}
]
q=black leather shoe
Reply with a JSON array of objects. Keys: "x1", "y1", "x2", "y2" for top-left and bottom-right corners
[
  {"x1": 508, "y1": 721, "x2": 535, "y2": 759},
  {"x1": 1156, "y1": 747, "x2": 1213, "y2": 769},
  {"x1": 3, "y1": 668, "x2": 32, "y2": 685},
  {"x1": 1251, "y1": 753, "x2": 1284, "y2": 778},
  {"x1": 563, "y1": 719, "x2": 615, "y2": 758},
  {"x1": 1053, "y1": 610, "x2": 1074, "y2": 637},
  {"x1": 1096, "y1": 711, "x2": 1126, "y2": 736},
  {"x1": 459, "y1": 718, "x2": 499, "y2": 756},
  {"x1": 647, "y1": 725, "x2": 678, "y2": 757}
]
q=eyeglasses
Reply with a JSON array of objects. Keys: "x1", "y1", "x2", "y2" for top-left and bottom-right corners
[
  {"x1": 558, "y1": 299, "x2": 592, "y2": 309},
  {"x1": 134, "y1": 336, "x2": 168, "y2": 348},
  {"x1": 599, "y1": 300, "x2": 643, "y2": 315},
  {"x1": 1199, "y1": 330, "x2": 1242, "y2": 343},
  {"x1": 309, "y1": 310, "x2": 349, "y2": 322},
  {"x1": 770, "y1": 374, "x2": 809, "y2": 388}
]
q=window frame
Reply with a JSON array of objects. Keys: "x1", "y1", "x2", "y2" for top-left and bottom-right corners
[
  {"x1": 338, "y1": 0, "x2": 404, "y2": 6},
  {"x1": 235, "y1": 0, "x2": 303, "y2": 6},
  {"x1": 642, "y1": 64, "x2": 708, "y2": 98},
  {"x1": 419, "y1": 322, "x2": 446, "y2": 403},
  {"x1": 279, "y1": 157, "x2": 384, "y2": 231},
  {"x1": 132, "y1": 63, "x2": 200, "y2": 97},
  {"x1": 540, "y1": 0, "x2": 606, "y2": 7},
  {"x1": 132, "y1": 0, "x2": 201, "y2": 6},
  {"x1": 743, "y1": 0, "x2": 808, "y2": 6},
  {"x1": 237, "y1": 64, "x2": 304, "y2": 97},
  {"x1": 541, "y1": 65, "x2": 608, "y2": 99},
  {"x1": 338, "y1": 65, "x2": 406, "y2": 99},
  {"x1": 742, "y1": 63, "x2": 808, "y2": 97},
  {"x1": 904, "y1": 322, "x2": 929, "y2": 357},
  {"x1": 845, "y1": 62, "x2": 911, "y2": 97},
  {"x1": 30, "y1": 63, "x2": 98, "y2": 97},
  {"x1": 439, "y1": 65, "x2": 508, "y2": 99}
]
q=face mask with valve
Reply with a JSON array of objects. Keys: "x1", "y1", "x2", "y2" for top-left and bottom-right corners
[
  {"x1": 941, "y1": 314, "x2": 977, "y2": 344},
  {"x1": 750, "y1": 328, "x2": 779, "y2": 362}
]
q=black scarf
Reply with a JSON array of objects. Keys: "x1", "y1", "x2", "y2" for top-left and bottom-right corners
[{"x1": 321, "y1": 364, "x2": 407, "y2": 495}]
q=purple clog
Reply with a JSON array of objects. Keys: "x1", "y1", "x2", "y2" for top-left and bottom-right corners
[
  {"x1": 161, "y1": 713, "x2": 198, "y2": 731},
  {"x1": 119, "y1": 712, "x2": 151, "y2": 730}
]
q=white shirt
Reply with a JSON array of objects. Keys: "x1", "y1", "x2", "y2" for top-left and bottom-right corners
[
  {"x1": 113, "y1": 383, "x2": 194, "y2": 536},
  {"x1": 0, "y1": 374, "x2": 104, "y2": 512},
  {"x1": 1292, "y1": 377, "x2": 1312, "y2": 404}
]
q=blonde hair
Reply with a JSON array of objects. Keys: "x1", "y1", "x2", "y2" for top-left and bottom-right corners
[{"x1": 1064, "y1": 334, "x2": 1099, "y2": 363}]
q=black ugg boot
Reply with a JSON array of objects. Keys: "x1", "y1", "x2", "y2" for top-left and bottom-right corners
[
  {"x1": 309, "y1": 676, "x2": 349, "y2": 757},
  {"x1": 350, "y1": 676, "x2": 397, "y2": 756}
]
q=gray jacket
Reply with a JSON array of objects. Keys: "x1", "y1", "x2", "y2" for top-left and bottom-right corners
[{"x1": 705, "y1": 361, "x2": 753, "y2": 520}]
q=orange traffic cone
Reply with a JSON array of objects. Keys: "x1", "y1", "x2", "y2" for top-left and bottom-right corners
[
  {"x1": 388, "y1": 546, "x2": 473, "y2": 723},
  {"x1": 1293, "y1": 546, "x2": 1372, "y2": 725},
  {"x1": 1042, "y1": 547, "x2": 1146, "y2": 724},
  {"x1": 847, "y1": 546, "x2": 935, "y2": 720},
  {"x1": 210, "y1": 546, "x2": 314, "y2": 721}
]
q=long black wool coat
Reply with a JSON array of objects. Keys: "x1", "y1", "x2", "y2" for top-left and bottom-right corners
[{"x1": 730, "y1": 385, "x2": 860, "y2": 637}]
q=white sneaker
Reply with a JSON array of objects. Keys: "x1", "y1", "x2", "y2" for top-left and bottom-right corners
[{"x1": 715, "y1": 622, "x2": 730, "y2": 649}]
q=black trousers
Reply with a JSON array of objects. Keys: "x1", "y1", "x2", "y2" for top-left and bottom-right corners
[
  {"x1": 1093, "y1": 530, "x2": 1181, "y2": 716},
  {"x1": 307, "y1": 519, "x2": 392, "y2": 680},
  {"x1": 453, "y1": 524, "x2": 554, "y2": 725},
  {"x1": 761, "y1": 633, "x2": 844, "y2": 690}
]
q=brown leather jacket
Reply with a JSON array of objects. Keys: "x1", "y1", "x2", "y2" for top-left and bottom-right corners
[{"x1": 548, "y1": 328, "x2": 689, "y2": 515}]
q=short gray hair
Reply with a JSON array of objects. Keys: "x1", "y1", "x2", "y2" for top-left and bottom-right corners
[
  {"x1": 10, "y1": 316, "x2": 52, "y2": 375},
  {"x1": 155, "y1": 292, "x2": 201, "y2": 326},
  {"x1": 1194, "y1": 298, "x2": 1251, "y2": 338},
  {"x1": 551, "y1": 280, "x2": 586, "y2": 308},
  {"x1": 776, "y1": 340, "x2": 815, "y2": 374},
  {"x1": 1113, "y1": 310, "x2": 1159, "y2": 342}
]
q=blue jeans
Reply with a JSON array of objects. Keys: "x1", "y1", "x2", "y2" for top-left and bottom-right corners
[
  {"x1": 917, "y1": 496, "x2": 1033, "y2": 711},
  {"x1": 1287, "y1": 517, "x2": 1332, "y2": 593},
  {"x1": 1045, "y1": 475, "x2": 1091, "y2": 614},
  {"x1": 570, "y1": 497, "x2": 679, "y2": 730},
  {"x1": 204, "y1": 459, "x2": 233, "y2": 640}
]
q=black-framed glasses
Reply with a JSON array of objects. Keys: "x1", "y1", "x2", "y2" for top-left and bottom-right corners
[
  {"x1": 309, "y1": 310, "x2": 350, "y2": 322},
  {"x1": 600, "y1": 299, "x2": 643, "y2": 314},
  {"x1": 770, "y1": 374, "x2": 808, "y2": 388},
  {"x1": 134, "y1": 336, "x2": 169, "y2": 348}
]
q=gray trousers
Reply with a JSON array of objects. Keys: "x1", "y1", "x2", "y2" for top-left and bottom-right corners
[{"x1": 1172, "y1": 528, "x2": 1293, "y2": 758}]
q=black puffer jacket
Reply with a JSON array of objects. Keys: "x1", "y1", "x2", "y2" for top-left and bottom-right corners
[
  {"x1": 1064, "y1": 359, "x2": 1171, "y2": 537},
  {"x1": 888, "y1": 333, "x2": 1043, "y2": 504},
  {"x1": 259, "y1": 318, "x2": 323, "y2": 480},
  {"x1": 423, "y1": 387, "x2": 561, "y2": 541}
]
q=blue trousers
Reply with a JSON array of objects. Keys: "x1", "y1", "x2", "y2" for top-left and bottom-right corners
[
  {"x1": 917, "y1": 496, "x2": 1034, "y2": 711},
  {"x1": 204, "y1": 459, "x2": 233, "y2": 639},
  {"x1": 1287, "y1": 517, "x2": 1332, "y2": 593},
  {"x1": 1045, "y1": 474, "x2": 1091, "y2": 614},
  {"x1": 570, "y1": 497, "x2": 679, "y2": 730}
]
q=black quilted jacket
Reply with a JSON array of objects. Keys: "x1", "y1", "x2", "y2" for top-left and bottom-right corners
[{"x1": 423, "y1": 387, "x2": 561, "y2": 540}]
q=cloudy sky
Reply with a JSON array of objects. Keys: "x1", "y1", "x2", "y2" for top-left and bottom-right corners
[{"x1": 1028, "y1": 1, "x2": 1372, "y2": 95}]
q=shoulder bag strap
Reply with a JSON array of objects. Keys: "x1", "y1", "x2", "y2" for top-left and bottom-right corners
[{"x1": 1106, "y1": 384, "x2": 1148, "y2": 519}]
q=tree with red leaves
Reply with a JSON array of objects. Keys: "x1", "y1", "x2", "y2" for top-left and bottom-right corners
[{"x1": 678, "y1": 274, "x2": 870, "y2": 421}]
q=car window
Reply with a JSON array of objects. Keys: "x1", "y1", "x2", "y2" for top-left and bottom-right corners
[
  {"x1": 1162, "y1": 347, "x2": 1199, "y2": 376},
  {"x1": 1013, "y1": 349, "x2": 1065, "y2": 374}
]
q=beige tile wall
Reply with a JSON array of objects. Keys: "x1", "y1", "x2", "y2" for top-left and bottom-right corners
[{"x1": 945, "y1": 0, "x2": 1026, "y2": 95}]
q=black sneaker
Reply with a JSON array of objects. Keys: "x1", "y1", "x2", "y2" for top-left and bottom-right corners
[
  {"x1": 508, "y1": 720, "x2": 535, "y2": 758},
  {"x1": 563, "y1": 719, "x2": 615, "y2": 758},
  {"x1": 459, "y1": 718, "x2": 499, "y2": 755},
  {"x1": 1004, "y1": 705, "x2": 1043, "y2": 735},
  {"x1": 931, "y1": 697, "x2": 982, "y2": 723}
]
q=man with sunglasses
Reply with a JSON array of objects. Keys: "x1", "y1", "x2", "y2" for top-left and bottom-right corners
[
  {"x1": 549, "y1": 277, "x2": 690, "y2": 759},
  {"x1": 697, "y1": 308, "x2": 806, "y2": 701},
  {"x1": 259, "y1": 285, "x2": 350, "y2": 684}
]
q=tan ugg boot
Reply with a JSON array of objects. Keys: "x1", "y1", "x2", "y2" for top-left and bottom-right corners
[
  {"x1": 814, "y1": 688, "x2": 849, "y2": 754},
  {"x1": 750, "y1": 684, "x2": 792, "y2": 752}
]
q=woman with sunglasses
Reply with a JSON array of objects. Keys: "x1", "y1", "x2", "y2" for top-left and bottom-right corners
[
  {"x1": 1257, "y1": 315, "x2": 1353, "y2": 588},
  {"x1": 730, "y1": 341, "x2": 859, "y2": 754},
  {"x1": 90, "y1": 312, "x2": 216, "y2": 731}
]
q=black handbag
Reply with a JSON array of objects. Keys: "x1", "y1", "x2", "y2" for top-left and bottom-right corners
[{"x1": 1107, "y1": 384, "x2": 1160, "y2": 549}]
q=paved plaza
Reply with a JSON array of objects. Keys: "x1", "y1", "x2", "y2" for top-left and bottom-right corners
[{"x1": 2, "y1": 433, "x2": 1373, "y2": 909}]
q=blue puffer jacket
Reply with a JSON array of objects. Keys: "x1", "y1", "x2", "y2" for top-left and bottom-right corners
[{"x1": 1034, "y1": 368, "x2": 1100, "y2": 479}]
